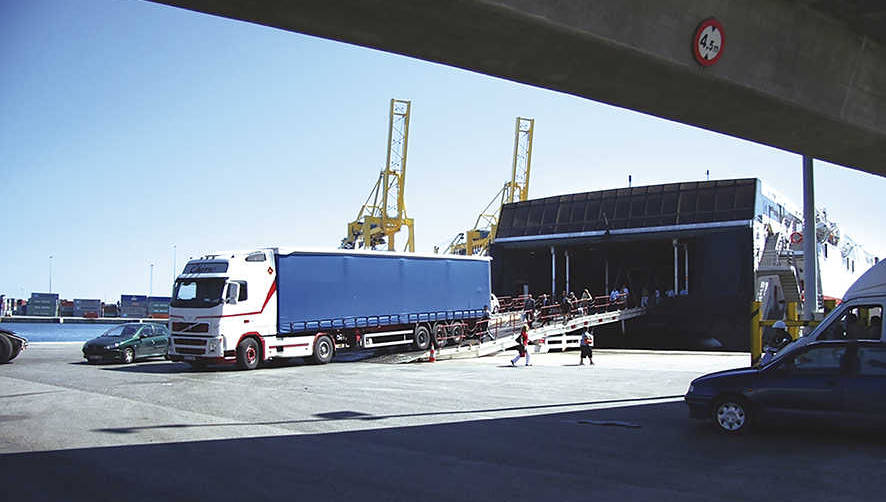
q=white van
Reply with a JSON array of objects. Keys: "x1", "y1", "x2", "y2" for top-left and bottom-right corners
[{"x1": 763, "y1": 260, "x2": 884, "y2": 363}]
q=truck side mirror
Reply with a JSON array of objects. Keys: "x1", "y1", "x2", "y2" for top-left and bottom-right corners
[{"x1": 225, "y1": 283, "x2": 240, "y2": 305}]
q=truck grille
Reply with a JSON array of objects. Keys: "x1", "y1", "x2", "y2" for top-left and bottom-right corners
[
  {"x1": 172, "y1": 322, "x2": 209, "y2": 333},
  {"x1": 172, "y1": 338, "x2": 207, "y2": 346},
  {"x1": 176, "y1": 347, "x2": 205, "y2": 355}
]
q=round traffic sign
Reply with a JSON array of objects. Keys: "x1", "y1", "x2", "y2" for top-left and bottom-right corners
[{"x1": 693, "y1": 18, "x2": 724, "y2": 66}]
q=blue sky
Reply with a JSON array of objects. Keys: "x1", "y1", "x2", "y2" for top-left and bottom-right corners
[{"x1": 2, "y1": 0, "x2": 884, "y2": 302}]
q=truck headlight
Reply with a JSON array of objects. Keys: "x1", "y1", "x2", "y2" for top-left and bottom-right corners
[{"x1": 208, "y1": 336, "x2": 224, "y2": 352}]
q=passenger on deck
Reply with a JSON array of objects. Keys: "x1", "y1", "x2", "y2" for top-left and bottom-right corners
[
  {"x1": 523, "y1": 295, "x2": 536, "y2": 325},
  {"x1": 609, "y1": 289, "x2": 619, "y2": 311},
  {"x1": 621, "y1": 284, "x2": 630, "y2": 307},
  {"x1": 640, "y1": 287, "x2": 649, "y2": 308}
]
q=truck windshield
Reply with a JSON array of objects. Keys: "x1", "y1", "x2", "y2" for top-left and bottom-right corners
[{"x1": 171, "y1": 278, "x2": 226, "y2": 308}]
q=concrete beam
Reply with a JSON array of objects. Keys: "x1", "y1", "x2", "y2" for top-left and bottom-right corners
[{"x1": 152, "y1": 0, "x2": 886, "y2": 177}]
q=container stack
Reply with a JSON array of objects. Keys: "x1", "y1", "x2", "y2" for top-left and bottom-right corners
[
  {"x1": 74, "y1": 299, "x2": 102, "y2": 318},
  {"x1": 28, "y1": 293, "x2": 59, "y2": 317},
  {"x1": 147, "y1": 296, "x2": 171, "y2": 319},
  {"x1": 120, "y1": 295, "x2": 148, "y2": 318}
]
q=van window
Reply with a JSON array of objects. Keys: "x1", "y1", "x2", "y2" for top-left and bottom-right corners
[{"x1": 820, "y1": 305, "x2": 883, "y2": 341}]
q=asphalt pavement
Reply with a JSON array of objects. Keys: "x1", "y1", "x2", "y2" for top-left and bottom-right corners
[{"x1": 1, "y1": 343, "x2": 883, "y2": 501}]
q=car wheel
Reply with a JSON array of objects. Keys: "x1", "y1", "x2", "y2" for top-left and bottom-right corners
[
  {"x1": 713, "y1": 397, "x2": 751, "y2": 434},
  {"x1": 122, "y1": 348, "x2": 135, "y2": 364},
  {"x1": 0, "y1": 335, "x2": 12, "y2": 364},
  {"x1": 412, "y1": 325, "x2": 431, "y2": 351},
  {"x1": 237, "y1": 338, "x2": 260, "y2": 370},
  {"x1": 312, "y1": 335, "x2": 334, "y2": 365}
]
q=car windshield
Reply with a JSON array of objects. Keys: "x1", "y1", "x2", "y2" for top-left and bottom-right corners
[
  {"x1": 171, "y1": 278, "x2": 226, "y2": 308},
  {"x1": 101, "y1": 325, "x2": 141, "y2": 338}
]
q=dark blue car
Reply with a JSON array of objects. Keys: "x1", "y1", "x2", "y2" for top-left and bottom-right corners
[{"x1": 685, "y1": 340, "x2": 886, "y2": 433}]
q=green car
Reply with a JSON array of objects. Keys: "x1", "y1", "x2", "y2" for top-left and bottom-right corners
[{"x1": 82, "y1": 323, "x2": 169, "y2": 364}]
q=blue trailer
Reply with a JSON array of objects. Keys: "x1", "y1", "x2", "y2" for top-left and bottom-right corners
[
  {"x1": 168, "y1": 248, "x2": 492, "y2": 369},
  {"x1": 276, "y1": 250, "x2": 491, "y2": 350}
]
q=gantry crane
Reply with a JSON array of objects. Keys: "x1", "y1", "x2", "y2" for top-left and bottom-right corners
[
  {"x1": 445, "y1": 117, "x2": 534, "y2": 255},
  {"x1": 341, "y1": 99, "x2": 416, "y2": 252}
]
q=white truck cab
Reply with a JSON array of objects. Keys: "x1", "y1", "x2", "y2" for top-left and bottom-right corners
[{"x1": 167, "y1": 249, "x2": 282, "y2": 369}]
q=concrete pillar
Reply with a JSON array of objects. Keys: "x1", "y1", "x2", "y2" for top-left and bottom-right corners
[
  {"x1": 673, "y1": 238, "x2": 679, "y2": 295},
  {"x1": 604, "y1": 256, "x2": 609, "y2": 293},
  {"x1": 802, "y1": 156, "x2": 818, "y2": 320},
  {"x1": 683, "y1": 243, "x2": 689, "y2": 294},
  {"x1": 565, "y1": 249, "x2": 571, "y2": 294},
  {"x1": 550, "y1": 246, "x2": 556, "y2": 296}
]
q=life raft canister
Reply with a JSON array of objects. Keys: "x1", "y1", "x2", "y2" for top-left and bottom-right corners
[{"x1": 790, "y1": 232, "x2": 803, "y2": 245}]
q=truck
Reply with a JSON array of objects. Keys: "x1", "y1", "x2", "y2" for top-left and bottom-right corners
[
  {"x1": 166, "y1": 248, "x2": 492, "y2": 369},
  {"x1": 0, "y1": 328, "x2": 28, "y2": 364}
]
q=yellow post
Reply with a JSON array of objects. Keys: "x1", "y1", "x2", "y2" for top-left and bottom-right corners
[
  {"x1": 750, "y1": 301, "x2": 762, "y2": 366},
  {"x1": 823, "y1": 298, "x2": 836, "y2": 315},
  {"x1": 786, "y1": 302, "x2": 799, "y2": 340}
]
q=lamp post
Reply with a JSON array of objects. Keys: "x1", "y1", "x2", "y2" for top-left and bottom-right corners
[
  {"x1": 149, "y1": 263, "x2": 154, "y2": 298},
  {"x1": 49, "y1": 255, "x2": 53, "y2": 293},
  {"x1": 172, "y1": 245, "x2": 177, "y2": 283}
]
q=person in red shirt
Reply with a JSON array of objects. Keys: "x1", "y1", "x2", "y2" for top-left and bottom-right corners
[{"x1": 510, "y1": 324, "x2": 531, "y2": 367}]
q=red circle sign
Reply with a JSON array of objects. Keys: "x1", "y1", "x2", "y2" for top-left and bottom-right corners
[{"x1": 693, "y1": 18, "x2": 724, "y2": 66}]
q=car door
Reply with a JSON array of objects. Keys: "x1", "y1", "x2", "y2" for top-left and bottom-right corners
[
  {"x1": 842, "y1": 343, "x2": 886, "y2": 419},
  {"x1": 152, "y1": 324, "x2": 170, "y2": 356},
  {"x1": 754, "y1": 342, "x2": 849, "y2": 420},
  {"x1": 135, "y1": 325, "x2": 154, "y2": 357}
]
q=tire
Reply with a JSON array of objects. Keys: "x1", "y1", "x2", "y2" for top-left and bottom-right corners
[
  {"x1": 413, "y1": 325, "x2": 431, "y2": 351},
  {"x1": 0, "y1": 335, "x2": 12, "y2": 364},
  {"x1": 433, "y1": 323, "x2": 448, "y2": 348},
  {"x1": 312, "y1": 335, "x2": 334, "y2": 365},
  {"x1": 8, "y1": 345, "x2": 22, "y2": 361},
  {"x1": 237, "y1": 338, "x2": 260, "y2": 370},
  {"x1": 713, "y1": 397, "x2": 751, "y2": 434},
  {"x1": 121, "y1": 348, "x2": 135, "y2": 364},
  {"x1": 448, "y1": 323, "x2": 465, "y2": 345}
]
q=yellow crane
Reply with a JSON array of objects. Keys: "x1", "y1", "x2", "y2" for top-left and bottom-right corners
[
  {"x1": 445, "y1": 117, "x2": 534, "y2": 255},
  {"x1": 341, "y1": 99, "x2": 416, "y2": 252}
]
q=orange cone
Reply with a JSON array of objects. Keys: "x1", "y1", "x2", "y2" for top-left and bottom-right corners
[{"x1": 429, "y1": 346, "x2": 436, "y2": 363}]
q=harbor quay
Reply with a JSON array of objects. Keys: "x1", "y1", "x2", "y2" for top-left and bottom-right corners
[{"x1": 1, "y1": 344, "x2": 883, "y2": 502}]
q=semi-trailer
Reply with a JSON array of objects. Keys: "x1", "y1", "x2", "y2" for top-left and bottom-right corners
[{"x1": 167, "y1": 248, "x2": 492, "y2": 369}]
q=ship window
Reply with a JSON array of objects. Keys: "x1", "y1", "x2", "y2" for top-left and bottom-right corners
[{"x1": 823, "y1": 244, "x2": 828, "y2": 258}]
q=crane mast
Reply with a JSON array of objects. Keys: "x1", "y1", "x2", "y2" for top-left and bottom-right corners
[
  {"x1": 342, "y1": 99, "x2": 415, "y2": 252},
  {"x1": 446, "y1": 117, "x2": 534, "y2": 256}
]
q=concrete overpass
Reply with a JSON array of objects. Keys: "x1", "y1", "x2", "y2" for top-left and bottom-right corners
[{"x1": 152, "y1": 0, "x2": 885, "y2": 177}]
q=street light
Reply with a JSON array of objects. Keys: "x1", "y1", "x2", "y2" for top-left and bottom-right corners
[
  {"x1": 149, "y1": 263, "x2": 154, "y2": 298},
  {"x1": 49, "y1": 255, "x2": 53, "y2": 293}
]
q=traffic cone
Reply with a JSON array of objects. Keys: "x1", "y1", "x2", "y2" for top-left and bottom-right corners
[{"x1": 429, "y1": 346, "x2": 436, "y2": 363}]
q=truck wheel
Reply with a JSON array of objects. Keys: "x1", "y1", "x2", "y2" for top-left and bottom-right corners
[
  {"x1": 413, "y1": 325, "x2": 431, "y2": 351},
  {"x1": 449, "y1": 323, "x2": 465, "y2": 345},
  {"x1": 433, "y1": 323, "x2": 448, "y2": 348},
  {"x1": 312, "y1": 335, "x2": 334, "y2": 365},
  {"x1": 0, "y1": 335, "x2": 12, "y2": 364},
  {"x1": 237, "y1": 338, "x2": 260, "y2": 370}
]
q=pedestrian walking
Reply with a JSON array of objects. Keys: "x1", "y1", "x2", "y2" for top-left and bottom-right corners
[
  {"x1": 580, "y1": 329, "x2": 594, "y2": 365},
  {"x1": 510, "y1": 324, "x2": 531, "y2": 366}
]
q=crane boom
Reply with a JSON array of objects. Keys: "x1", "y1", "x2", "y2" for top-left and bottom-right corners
[
  {"x1": 342, "y1": 99, "x2": 415, "y2": 252},
  {"x1": 445, "y1": 117, "x2": 534, "y2": 255}
]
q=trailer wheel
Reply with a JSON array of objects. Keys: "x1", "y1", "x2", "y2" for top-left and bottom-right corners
[
  {"x1": 413, "y1": 325, "x2": 431, "y2": 351},
  {"x1": 312, "y1": 335, "x2": 334, "y2": 365},
  {"x1": 0, "y1": 335, "x2": 12, "y2": 364},
  {"x1": 237, "y1": 338, "x2": 260, "y2": 370},
  {"x1": 448, "y1": 323, "x2": 465, "y2": 345},
  {"x1": 432, "y1": 323, "x2": 448, "y2": 348}
]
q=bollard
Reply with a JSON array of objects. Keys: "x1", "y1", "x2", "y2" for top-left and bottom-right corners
[{"x1": 750, "y1": 301, "x2": 762, "y2": 366}]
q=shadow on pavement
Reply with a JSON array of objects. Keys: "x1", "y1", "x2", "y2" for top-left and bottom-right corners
[{"x1": 2, "y1": 400, "x2": 884, "y2": 502}]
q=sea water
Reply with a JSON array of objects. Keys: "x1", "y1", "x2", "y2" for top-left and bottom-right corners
[{"x1": 0, "y1": 322, "x2": 143, "y2": 342}]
